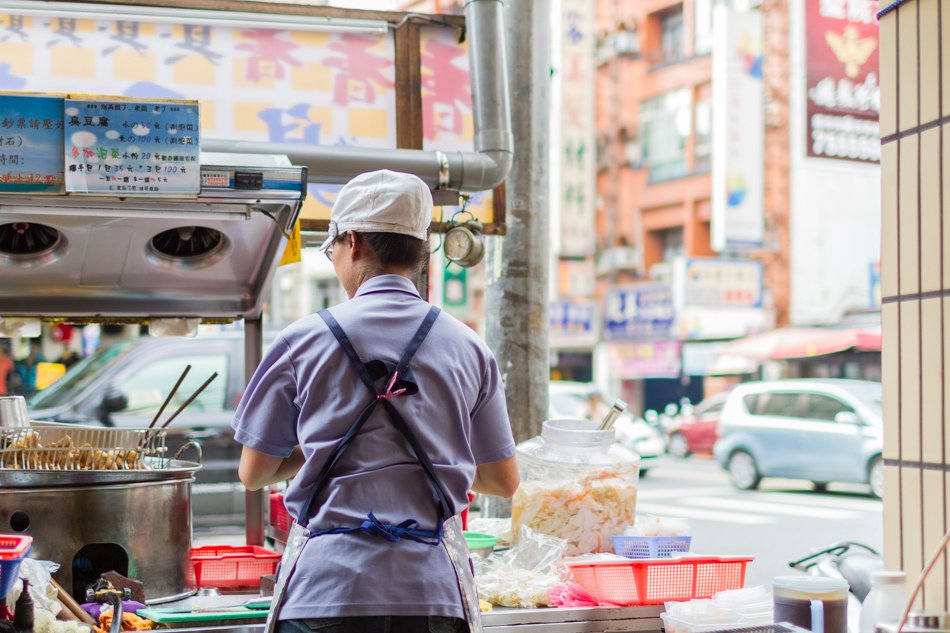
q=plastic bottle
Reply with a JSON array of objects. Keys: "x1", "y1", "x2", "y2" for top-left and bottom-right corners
[
  {"x1": 13, "y1": 579, "x2": 33, "y2": 633},
  {"x1": 859, "y1": 571, "x2": 909, "y2": 633}
]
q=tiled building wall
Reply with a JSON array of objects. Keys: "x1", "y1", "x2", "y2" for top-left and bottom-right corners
[{"x1": 880, "y1": 0, "x2": 950, "y2": 610}]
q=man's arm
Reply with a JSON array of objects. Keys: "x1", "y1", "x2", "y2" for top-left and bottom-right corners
[
  {"x1": 238, "y1": 445, "x2": 305, "y2": 491},
  {"x1": 472, "y1": 455, "x2": 519, "y2": 498}
]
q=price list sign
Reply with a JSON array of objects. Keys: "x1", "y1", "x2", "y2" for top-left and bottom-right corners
[
  {"x1": 0, "y1": 93, "x2": 65, "y2": 194},
  {"x1": 64, "y1": 98, "x2": 200, "y2": 195}
]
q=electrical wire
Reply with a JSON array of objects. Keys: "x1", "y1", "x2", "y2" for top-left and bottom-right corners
[{"x1": 258, "y1": 209, "x2": 293, "y2": 240}]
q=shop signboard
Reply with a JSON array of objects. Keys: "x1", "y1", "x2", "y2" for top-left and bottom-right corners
[
  {"x1": 549, "y1": 300, "x2": 598, "y2": 348},
  {"x1": 0, "y1": 10, "x2": 492, "y2": 220},
  {"x1": 443, "y1": 263, "x2": 467, "y2": 309},
  {"x1": 682, "y1": 341, "x2": 728, "y2": 376},
  {"x1": 558, "y1": 0, "x2": 596, "y2": 258},
  {"x1": 64, "y1": 97, "x2": 200, "y2": 195},
  {"x1": 604, "y1": 284, "x2": 674, "y2": 340},
  {"x1": 681, "y1": 258, "x2": 763, "y2": 308},
  {"x1": 805, "y1": 0, "x2": 880, "y2": 163},
  {"x1": 0, "y1": 93, "x2": 64, "y2": 194},
  {"x1": 711, "y1": 6, "x2": 764, "y2": 252},
  {"x1": 607, "y1": 340, "x2": 681, "y2": 380}
]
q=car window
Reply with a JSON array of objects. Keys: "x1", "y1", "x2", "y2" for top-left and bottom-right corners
[
  {"x1": 28, "y1": 339, "x2": 138, "y2": 409},
  {"x1": 700, "y1": 400, "x2": 725, "y2": 416},
  {"x1": 803, "y1": 393, "x2": 854, "y2": 421},
  {"x1": 751, "y1": 392, "x2": 805, "y2": 417},
  {"x1": 114, "y1": 353, "x2": 229, "y2": 414}
]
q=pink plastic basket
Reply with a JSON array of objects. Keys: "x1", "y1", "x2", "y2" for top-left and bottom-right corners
[
  {"x1": 566, "y1": 555, "x2": 753, "y2": 606},
  {"x1": 190, "y1": 545, "x2": 281, "y2": 589},
  {"x1": 269, "y1": 492, "x2": 292, "y2": 532}
]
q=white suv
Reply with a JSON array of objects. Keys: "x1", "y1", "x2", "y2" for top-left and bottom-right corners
[{"x1": 713, "y1": 379, "x2": 883, "y2": 497}]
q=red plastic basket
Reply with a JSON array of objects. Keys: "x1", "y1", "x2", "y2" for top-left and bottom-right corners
[
  {"x1": 0, "y1": 535, "x2": 32, "y2": 598},
  {"x1": 190, "y1": 545, "x2": 281, "y2": 589},
  {"x1": 269, "y1": 492, "x2": 292, "y2": 532},
  {"x1": 566, "y1": 555, "x2": 753, "y2": 606}
]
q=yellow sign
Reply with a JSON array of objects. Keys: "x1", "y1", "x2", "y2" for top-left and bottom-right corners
[
  {"x1": 279, "y1": 220, "x2": 302, "y2": 266},
  {"x1": 35, "y1": 362, "x2": 66, "y2": 390}
]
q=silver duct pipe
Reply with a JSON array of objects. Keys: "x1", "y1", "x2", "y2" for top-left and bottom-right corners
[{"x1": 204, "y1": 0, "x2": 512, "y2": 192}]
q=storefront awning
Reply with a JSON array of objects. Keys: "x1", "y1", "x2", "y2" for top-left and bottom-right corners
[{"x1": 715, "y1": 326, "x2": 882, "y2": 362}]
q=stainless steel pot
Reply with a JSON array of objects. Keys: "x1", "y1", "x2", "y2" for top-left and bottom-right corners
[
  {"x1": 0, "y1": 462, "x2": 199, "y2": 604},
  {"x1": 0, "y1": 396, "x2": 28, "y2": 428}
]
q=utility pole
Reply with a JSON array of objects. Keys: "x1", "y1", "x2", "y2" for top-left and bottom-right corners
[{"x1": 485, "y1": 0, "x2": 551, "y2": 450}]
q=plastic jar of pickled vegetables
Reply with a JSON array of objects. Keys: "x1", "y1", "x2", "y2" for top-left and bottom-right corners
[{"x1": 511, "y1": 418, "x2": 640, "y2": 556}]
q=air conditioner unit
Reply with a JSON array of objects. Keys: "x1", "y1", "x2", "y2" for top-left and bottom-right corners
[{"x1": 612, "y1": 30, "x2": 639, "y2": 56}]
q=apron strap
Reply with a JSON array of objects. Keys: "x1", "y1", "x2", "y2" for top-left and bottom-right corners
[
  {"x1": 317, "y1": 309, "x2": 378, "y2": 393},
  {"x1": 302, "y1": 306, "x2": 451, "y2": 531}
]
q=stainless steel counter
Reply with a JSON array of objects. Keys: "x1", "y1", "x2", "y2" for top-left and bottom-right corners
[{"x1": 143, "y1": 605, "x2": 664, "y2": 633}]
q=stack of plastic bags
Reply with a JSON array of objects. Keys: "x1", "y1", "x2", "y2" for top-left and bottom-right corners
[{"x1": 661, "y1": 586, "x2": 774, "y2": 633}]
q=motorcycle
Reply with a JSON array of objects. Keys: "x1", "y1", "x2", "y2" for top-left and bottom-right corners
[{"x1": 789, "y1": 541, "x2": 884, "y2": 633}]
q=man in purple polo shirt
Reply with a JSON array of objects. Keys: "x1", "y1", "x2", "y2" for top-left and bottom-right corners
[{"x1": 232, "y1": 169, "x2": 519, "y2": 633}]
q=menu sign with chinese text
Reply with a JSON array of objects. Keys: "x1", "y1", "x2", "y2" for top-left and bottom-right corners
[
  {"x1": 604, "y1": 284, "x2": 675, "y2": 340},
  {"x1": 806, "y1": 0, "x2": 879, "y2": 162},
  {"x1": 0, "y1": 94, "x2": 64, "y2": 194},
  {"x1": 64, "y1": 97, "x2": 199, "y2": 195}
]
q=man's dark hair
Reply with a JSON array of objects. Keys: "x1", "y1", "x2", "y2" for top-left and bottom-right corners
[{"x1": 360, "y1": 232, "x2": 427, "y2": 270}]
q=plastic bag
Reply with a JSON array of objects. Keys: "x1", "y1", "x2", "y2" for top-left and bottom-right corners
[
  {"x1": 6, "y1": 559, "x2": 61, "y2": 617},
  {"x1": 624, "y1": 514, "x2": 691, "y2": 537},
  {"x1": 474, "y1": 526, "x2": 569, "y2": 608}
]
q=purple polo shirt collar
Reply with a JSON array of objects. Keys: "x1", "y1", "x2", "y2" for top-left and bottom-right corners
[{"x1": 353, "y1": 274, "x2": 423, "y2": 300}]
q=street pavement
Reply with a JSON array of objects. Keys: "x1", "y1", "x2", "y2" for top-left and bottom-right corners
[{"x1": 638, "y1": 454, "x2": 883, "y2": 588}]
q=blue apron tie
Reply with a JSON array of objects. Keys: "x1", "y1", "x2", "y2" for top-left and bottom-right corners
[{"x1": 298, "y1": 306, "x2": 452, "y2": 547}]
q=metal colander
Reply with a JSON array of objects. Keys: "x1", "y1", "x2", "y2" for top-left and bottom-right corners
[{"x1": 0, "y1": 422, "x2": 167, "y2": 471}]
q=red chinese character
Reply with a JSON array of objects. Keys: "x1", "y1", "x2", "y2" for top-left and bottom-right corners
[
  {"x1": 326, "y1": 33, "x2": 394, "y2": 107},
  {"x1": 236, "y1": 29, "x2": 301, "y2": 83},
  {"x1": 420, "y1": 37, "x2": 470, "y2": 140}
]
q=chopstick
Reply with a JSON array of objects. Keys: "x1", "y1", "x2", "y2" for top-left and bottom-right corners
[
  {"x1": 158, "y1": 372, "x2": 219, "y2": 431},
  {"x1": 148, "y1": 364, "x2": 191, "y2": 432}
]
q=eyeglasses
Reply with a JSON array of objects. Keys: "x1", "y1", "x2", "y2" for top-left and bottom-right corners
[{"x1": 323, "y1": 232, "x2": 348, "y2": 262}]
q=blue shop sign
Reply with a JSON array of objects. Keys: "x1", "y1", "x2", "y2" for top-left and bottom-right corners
[
  {"x1": 604, "y1": 284, "x2": 675, "y2": 340},
  {"x1": 550, "y1": 300, "x2": 596, "y2": 341}
]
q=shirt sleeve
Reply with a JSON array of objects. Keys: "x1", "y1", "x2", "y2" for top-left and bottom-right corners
[
  {"x1": 231, "y1": 335, "x2": 299, "y2": 457},
  {"x1": 469, "y1": 351, "x2": 516, "y2": 465}
]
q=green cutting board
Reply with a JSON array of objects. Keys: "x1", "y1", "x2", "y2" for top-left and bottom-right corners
[{"x1": 137, "y1": 607, "x2": 269, "y2": 624}]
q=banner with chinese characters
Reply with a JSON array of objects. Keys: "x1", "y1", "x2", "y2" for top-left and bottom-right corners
[
  {"x1": 606, "y1": 340, "x2": 681, "y2": 380},
  {"x1": 549, "y1": 300, "x2": 598, "y2": 348},
  {"x1": 0, "y1": 93, "x2": 64, "y2": 193},
  {"x1": 558, "y1": 0, "x2": 595, "y2": 257},
  {"x1": 603, "y1": 284, "x2": 675, "y2": 341},
  {"x1": 0, "y1": 9, "x2": 489, "y2": 219},
  {"x1": 806, "y1": 0, "x2": 879, "y2": 163},
  {"x1": 711, "y1": 6, "x2": 764, "y2": 252},
  {"x1": 64, "y1": 97, "x2": 199, "y2": 195}
]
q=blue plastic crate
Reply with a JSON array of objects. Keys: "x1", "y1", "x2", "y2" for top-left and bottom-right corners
[{"x1": 612, "y1": 534, "x2": 691, "y2": 559}]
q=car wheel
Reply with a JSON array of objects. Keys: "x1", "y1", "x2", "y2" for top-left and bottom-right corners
[
  {"x1": 727, "y1": 450, "x2": 761, "y2": 490},
  {"x1": 668, "y1": 432, "x2": 691, "y2": 458},
  {"x1": 868, "y1": 456, "x2": 884, "y2": 499},
  {"x1": 812, "y1": 482, "x2": 829, "y2": 493}
]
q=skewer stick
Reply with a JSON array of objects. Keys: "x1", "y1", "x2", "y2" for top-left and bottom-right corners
[
  {"x1": 158, "y1": 372, "x2": 219, "y2": 431},
  {"x1": 147, "y1": 364, "x2": 191, "y2": 431}
]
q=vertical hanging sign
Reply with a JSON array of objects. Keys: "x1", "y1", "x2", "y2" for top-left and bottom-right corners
[
  {"x1": 559, "y1": 0, "x2": 595, "y2": 257},
  {"x1": 711, "y1": 7, "x2": 764, "y2": 252},
  {"x1": 805, "y1": 0, "x2": 879, "y2": 162}
]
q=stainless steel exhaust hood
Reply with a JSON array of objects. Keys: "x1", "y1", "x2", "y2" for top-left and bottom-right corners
[{"x1": 0, "y1": 152, "x2": 306, "y2": 320}]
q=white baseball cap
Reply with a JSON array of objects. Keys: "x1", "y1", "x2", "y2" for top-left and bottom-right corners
[{"x1": 319, "y1": 169, "x2": 433, "y2": 253}]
